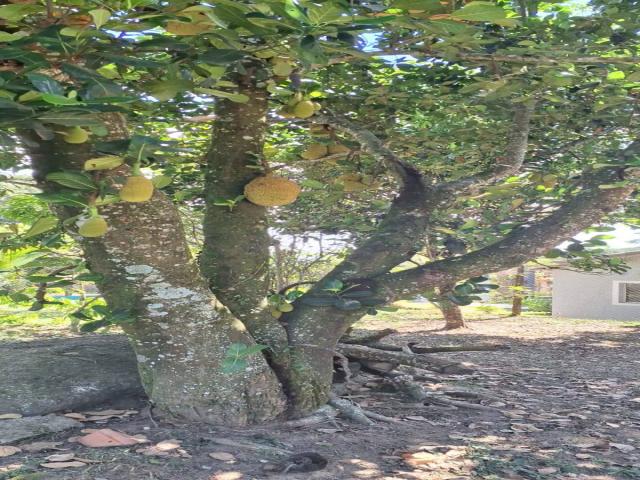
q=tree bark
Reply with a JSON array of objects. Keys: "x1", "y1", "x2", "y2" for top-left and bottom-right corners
[
  {"x1": 26, "y1": 115, "x2": 287, "y2": 426},
  {"x1": 200, "y1": 75, "x2": 292, "y2": 378},
  {"x1": 440, "y1": 300, "x2": 466, "y2": 329},
  {"x1": 511, "y1": 265, "x2": 525, "y2": 316}
]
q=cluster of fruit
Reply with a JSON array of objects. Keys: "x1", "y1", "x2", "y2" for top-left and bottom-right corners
[{"x1": 74, "y1": 156, "x2": 156, "y2": 238}]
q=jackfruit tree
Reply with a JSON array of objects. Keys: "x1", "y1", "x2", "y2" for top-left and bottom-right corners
[{"x1": 1, "y1": 0, "x2": 639, "y2": 425}]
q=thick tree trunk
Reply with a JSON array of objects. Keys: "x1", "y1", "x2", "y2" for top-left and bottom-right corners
[
  {"x1": 200, "y1": 76, "x2": 291, "y2": 374},
  {"x1": 511, "y1": 265, "x2": 525, "y2": 316},
  {"x1": 26, "y1": 116, "x2": 287, "y2": 426}
]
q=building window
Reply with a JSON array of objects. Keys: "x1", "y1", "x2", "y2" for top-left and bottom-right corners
[{"x1": 613, "y1": 281, "x2": 640, "y2": 305}]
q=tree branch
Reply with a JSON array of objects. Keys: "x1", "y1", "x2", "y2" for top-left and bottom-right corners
[
  {"x1": 436, "y1": 101, "x2": 535, "y2": 196},
  {"x1": 378, "y1": 143, "x2": 640, "y2": 299}
]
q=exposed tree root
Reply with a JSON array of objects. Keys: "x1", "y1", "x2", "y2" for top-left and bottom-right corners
[
  {"x1": 386, "y1": 374, "x2": 503, "y2": 414},
  {"x1": 283, "y1": 405, "x2": 338, "y2": 428},
  {"x1": 358, "y1": 342, "x2": 510, "y2": 354},
  {"x1": 337, "y1": 344, "x2": 475, "y2": 375},
  {"x1": 328, "y1": 395, "x2": 401, "y2": 425},
  {"x1": 340, "y1": 328, "x2": 398, "y2": 345},
  {"x1": 328, "y1": 396, "x2": 374, "y2": 425}
]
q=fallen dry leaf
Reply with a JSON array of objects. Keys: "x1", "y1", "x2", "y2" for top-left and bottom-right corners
[
  {"x1": 0, "y1": 413, "x2": 22, "y2": 420},
  {"x1": 137, "y1": 439, "x2": 189, "y2": 457},
  {"x1": 22, "y1": 441, "x2": 64, "y2": 452},
  {"x1": 46, "y1": 453, "x2": 76, "y2": 462},
  {"x1": 83, "y1": 409, "x2": 128, "y2": 416},
  {"x1": 77, "y1": 428, "x2": 149, "y2": 448},
  {"x1": 209, "y1": 472, "x2": 243, "y2": 480},
  {"x1": 64, "y1": 413, "x2": 87, "y2": 421},
  {"x1": 575, "y1": 453, "x2": 592, "y2": 459},
  {"x1": 40, "y1": 461, "x2": 87, "y2": 469},
  {"x1": 0, "y1": 446, "x2": 21, "y2": 458},
  {"x1": 209, "y1": 452, "x2": 236, "y2": 462},
  {"x1": 510, "y1": 423, "x2": 543, "y2": 432},
  {"x1": 611, "y1": 443, "x2": 635, "y2": 452},
  {"x1": 537, "y1": 467, "x2": 558, "y2": 474}
]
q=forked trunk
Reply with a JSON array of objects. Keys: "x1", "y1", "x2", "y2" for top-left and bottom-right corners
[{"x1": 26, "y1": 118, "x2": 287, "y2": 426}]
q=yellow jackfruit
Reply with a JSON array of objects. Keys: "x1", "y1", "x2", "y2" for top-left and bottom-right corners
[
  {"x1": 293, "y1": 100, "x2": 316, "y2": 119},
  {"x1": 84, "y1": 156, "x2": 123, "y2": 171},
  {"x1": 63, "y1": 126, "x2": 89, "y2": 144},
  {"x1": 78, "y1": 216, "x2": 108, "y2": 237},
  {"x1": 119, "y1": 176, "x2": 154, "y2": 203},
  {"x1": 244, "y1": 175, "x2": 301, "y2": 207},
  {"x1": 301, "y1": 143, "x2": 328, "y2": 160},
  {"x1": 328, "y1": 143, "x2": 350, "y2": 155}
]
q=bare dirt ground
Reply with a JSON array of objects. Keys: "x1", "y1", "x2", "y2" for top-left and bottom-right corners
[{"x1": 1, "y1": 315, "x2": 640, "y2": 480}]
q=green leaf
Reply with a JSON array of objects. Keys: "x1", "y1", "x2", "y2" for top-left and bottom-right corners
[
  {"x1": 392, "y1": 0, "x2": 446, "y2": 13},
  {"x1": 0, "y1": 4, "x2": 41, "y2": 22},
  {"x1": 0, "y1": 31, "x2": 28, "y2": 42},
  {"x1": 0, "y1": 249, "x2": 49, "y2": 270},
  {"x1": 323, "y1": 278, "x2": 344, "y2": 292},
  {"x1": 199, "y1": 49, "x2": 246, "y2": 65},
  {"x1": 451, "y1": 1, "x2": 516, "y2": 26},
  {"x1": 152, "y1": 175, "x2": 172, "y2": 188},
  {"x1": 40, "y1": 94, "x2": 84, "y2": 106},
  {"x1": 46, "y1": 172, "x2": 96, "y2": 190},
  {"x1": 34, "y1": 192, "x2": 88, "y2": 208},
  {"x1": 27, "y1": 73, "x2": 64, "y2": 95},
  {"x1": 89, "y1": 8, "x2": 111, "y2": 29},
  {"x1": 194, "y1": 87, "x2": 249, "y2": 103},
  {"x1": 147, "y1": 79, "x2": 192, "y2": 101},
  {"x1": 283, "y1": 0, "x2": 309, "y2": 23},
  {"x1": 37, "y1": 112, "x2": 103, "y2": 127},
  {"x1": 24, "y1": 217, "x2": 58, "y2": 238},
  {"x1": 80, "y1": 319, "x2": 112, "y2": 332}
]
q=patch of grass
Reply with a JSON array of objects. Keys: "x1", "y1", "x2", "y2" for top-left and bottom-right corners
[{"x1": 0, "y1": 307, "x2": 72, "y2": 341}]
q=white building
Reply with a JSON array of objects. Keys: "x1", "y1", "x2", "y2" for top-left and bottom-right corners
[{"x1": 552, "y1": 248, "x2": 640, "y2": 321}]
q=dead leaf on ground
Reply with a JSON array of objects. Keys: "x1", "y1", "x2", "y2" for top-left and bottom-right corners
[
  {"x1": 0, "y1": 446, "x2": 21, "y2": 457},
  {"x1": 209, "y1": 472, "x2": 243, "y2": 480},
  {"x1": 46, "y1": 453, "x2": 76, "y2": 462},
  {"x1": 0, "y1": 413, "x2": 22, "y2": 420},
  {"x1": 209, "y1": 452, "x2": 236, "y2": 462},
  {"x1": 137, "y1": 439, "x2": 190, "y2": 458},
  {"x1": 40, "y1": 461, "x2": 87, "y2": 469},
  {"x1": 510, "y1": 423, "x2": 543, "y2": 432},
  {"x1": 611, "y1": 443, "x2": 635, "y2": 452},
  {"x1": 538, "y1": 467, "x2": 558, "y2": 474},
  {"x1": 22, "y1": 441, "x2": 64, "y2": 452},
  {"x1": 77, "y1": 428, "x2": 149, "y2": 448}
]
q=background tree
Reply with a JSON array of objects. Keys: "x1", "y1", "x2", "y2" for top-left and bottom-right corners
[{"x1": 0, "y1": 0, "x2": 639, "y2": 425}]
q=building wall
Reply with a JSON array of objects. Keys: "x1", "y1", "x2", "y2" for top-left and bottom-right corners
[{"x1": 552, "y1": 253, "x2": 640, "y2": 320}]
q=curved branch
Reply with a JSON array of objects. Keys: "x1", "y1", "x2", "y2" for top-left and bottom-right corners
[
  {"x1": 378, "y1": 143, "x2": 640, "y2": 299},
  {"x1": 311, "y1": 113, "x2": 434, "y2": 277},
  {"x1": 436, "y1": 101, "x2": 535, "y2": 196}
]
